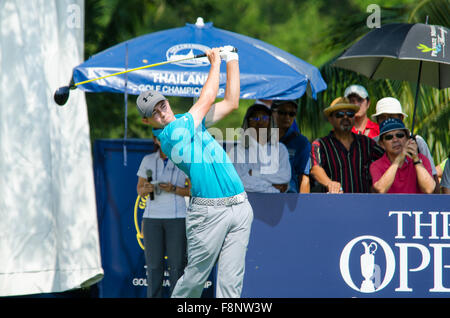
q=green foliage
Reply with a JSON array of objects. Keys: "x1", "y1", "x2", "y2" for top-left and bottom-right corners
[
  {"x1": 84, "y1": 0, "x2": 449, "y2": 163},
  {"x1": 299, "y1": 0, "x2": 449, "y2": 163}
]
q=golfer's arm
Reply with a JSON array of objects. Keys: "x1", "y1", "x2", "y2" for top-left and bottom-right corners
[
  {"x1": 189, "y1": 61, "x2": 221, "y2": 128},
  {"x1": 415, "y1": 164, "x2": 436, "y2": 194},
  {"x1": 205, "y1": 60, "x2": 240, "y2": 126}
]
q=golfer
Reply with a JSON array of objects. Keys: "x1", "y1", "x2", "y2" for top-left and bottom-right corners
[{"x1": 136, "y1": 47, "x2": 253, "y2": 298}]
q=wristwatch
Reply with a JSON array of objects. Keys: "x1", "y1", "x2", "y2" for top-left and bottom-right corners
[{"x1": 413, "y1": 159, "x2": 422, "y2": 165}]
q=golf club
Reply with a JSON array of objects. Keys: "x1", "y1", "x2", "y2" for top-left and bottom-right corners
[{"x1": 54, "y1": 46, "x2": 237, "y2": 106}]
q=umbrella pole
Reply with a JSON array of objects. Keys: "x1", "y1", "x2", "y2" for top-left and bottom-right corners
[
  {"x1": 410, "y1": 60, "x2": 422, "y2": 136},
  {"x1": 410, "y1": 16, "x2": 429, "y2": 136},
  {"x1": 123, "y1": 43, "x2": 129, "y2": 167}
]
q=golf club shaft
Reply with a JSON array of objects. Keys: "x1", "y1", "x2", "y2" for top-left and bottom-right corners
[{"x1": 73, "y1": 53, "x2": 207, "y2": 88}]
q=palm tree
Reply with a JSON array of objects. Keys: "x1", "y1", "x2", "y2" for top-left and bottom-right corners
[{"x1": 298, "y1": 0, "x2": 449, "y2": 164}]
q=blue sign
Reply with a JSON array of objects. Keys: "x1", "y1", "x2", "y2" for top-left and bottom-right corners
[
  {"x1": 243, "y1": 193, "x2": 450, "y2": 297},
  {"x1": 93, "y1": 139, "x2": 450, "y2": 298}
]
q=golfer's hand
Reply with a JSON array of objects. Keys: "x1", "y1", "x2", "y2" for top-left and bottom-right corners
[
  {"x1": 206, "y1": 48, "x2": 221, "y2": 66},
  {"x1": 219, "y1": 46, "x2": 239, "y2": 63},
  {"x1": 326, "y1": 181, "x2": 343, "y2": 193}
]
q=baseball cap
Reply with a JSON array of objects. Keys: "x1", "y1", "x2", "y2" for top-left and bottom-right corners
[
  {"x1": 323, "y1": 97, "x2": 360, "y2": 117},
  {"x1": 344, "y1": 85, "x2": 369, "y2": 99},
  {"x1": 136, "y1": 90, "x2": 167, "y2": 117},
  {"x1": 371, "y1": 97, "x2": 408, "y2": 120},
  {"x1": 379, "y1": 117, "x2": 410, "y2": 138},
  {"x1": 271, "y1": 100, "x2": 298, "y2": 110}
]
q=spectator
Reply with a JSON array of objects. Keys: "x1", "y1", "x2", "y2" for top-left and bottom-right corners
[
  {"x1": 310, "y1": 97, "x2": 384, "y2": 193},
  {"x1": 136, "y1": 135, "x2": 190, "y2": 298},
  {"x1": 344, "y1": 84, "x2": 380, "y2": 139},
  {"x1": 272, "y1": 100, "x2": 311, "y2": 193},
  {"x1": 436, "y1": 157, "x2": 449, "y2": 182},
  {"x1": 228, "y1": 104, "x2": 291, "y2": 193},
  {"x1": 370, "y1": 118, "x2": 435, "y2": 193},
  {"x1": 440, "y1": 157, "x2": 450, "y2": 194},
  {"x1": 371, "y1": 97, "x2": 440, "y2": 193}
]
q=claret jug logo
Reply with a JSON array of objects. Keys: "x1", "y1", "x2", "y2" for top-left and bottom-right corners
[
  {"x1": 166, "y1": 44, "x2": 210, "y2": 67},
  {"x1": 340, "y1": 235, "x2": 396, "y2": 293},
  {"x1": 340, "y1": 211, "x2": 450, "y2": 295}
]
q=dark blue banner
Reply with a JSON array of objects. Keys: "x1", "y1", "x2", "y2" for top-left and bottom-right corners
[
  {"x1": 244, "y1": 193, "x2": 450, "y2": 297},
  {"x1": 93, "y1": 139, "x2": 450, "y2": 298}
]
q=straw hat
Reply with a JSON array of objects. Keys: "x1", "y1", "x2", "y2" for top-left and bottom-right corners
[{"x1": 323, "y1": 97, "x2": 360, "y2": 117}]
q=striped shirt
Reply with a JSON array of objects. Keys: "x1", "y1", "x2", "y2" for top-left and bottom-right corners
[{"x1": 311, "y1": 132, "x2": 384, "y2": 193}]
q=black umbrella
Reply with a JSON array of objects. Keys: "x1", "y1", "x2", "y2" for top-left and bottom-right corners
[{"x1": 333, "y1": 22, "x2": 450, "y2": 134}]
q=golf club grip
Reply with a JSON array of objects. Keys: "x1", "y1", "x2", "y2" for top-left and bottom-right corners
[{"x1": 194, "y1": 47, "x2": 238, "y2": 59}]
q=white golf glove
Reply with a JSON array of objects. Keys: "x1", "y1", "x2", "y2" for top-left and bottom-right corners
[{"x1": 220, "y1": 46, "x2": 239, "y2": 63}]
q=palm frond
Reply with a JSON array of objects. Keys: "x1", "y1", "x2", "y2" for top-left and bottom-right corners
[{"x1": 302, "y1": 0, "x2": 450, "y2": 163}]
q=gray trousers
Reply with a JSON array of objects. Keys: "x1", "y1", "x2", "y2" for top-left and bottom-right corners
[
  {"x1": 171, "y1": 198, "x2": 253, "y2": 298},
  {"x1": 143, "y1": 218, "x2": 187, "y2": 298}
]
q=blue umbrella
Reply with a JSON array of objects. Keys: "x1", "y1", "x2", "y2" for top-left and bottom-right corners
[{"x1": 72, "y1": 18, "x2": 326, "y2": 101}]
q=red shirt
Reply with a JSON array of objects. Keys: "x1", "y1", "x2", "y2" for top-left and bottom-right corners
[
  {"x1": 370, "y1": 153, "x2": 433, "y2": 193},
  {"x1": 352, "y1": 119, "x2": 380, "y2": 139}
]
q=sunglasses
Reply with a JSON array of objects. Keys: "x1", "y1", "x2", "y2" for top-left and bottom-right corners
[
  {"x1": 277, "y1": 110, "x2": 297, "y2": 117},
  {"x1": 382, "y1": 132, "x2": 406, "y2": 141},
  {"x1": 334, "y1": 111, "x2": 355, "y2": 119},
  {"x1": 249, "y1": 115, "x2": 270, "y2": 122}
]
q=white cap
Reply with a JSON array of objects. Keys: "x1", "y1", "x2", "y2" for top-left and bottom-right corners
[
  {"x1": 371, "y1": 97, "x2": 408, "y2": 120},
  {"x1": 344, "y1": 85, "x2": 369, "y2": 99}
]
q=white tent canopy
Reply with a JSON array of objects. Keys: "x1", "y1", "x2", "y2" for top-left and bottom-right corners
[{"x1": 0, "y1": 0, "x2": 103, "y2": 296}]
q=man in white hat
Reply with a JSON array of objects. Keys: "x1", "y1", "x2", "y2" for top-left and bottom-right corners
[
  {"x1": 344, "y1": 84, "x2": 380, "y2": 139},
  {"x1": 372, "y1": 97, "x2": 440, "y2": 193}
]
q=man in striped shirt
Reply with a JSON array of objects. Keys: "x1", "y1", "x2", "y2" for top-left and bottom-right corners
[{"x1": 310, "y1": 97, "x2": 384, "y2": 193}]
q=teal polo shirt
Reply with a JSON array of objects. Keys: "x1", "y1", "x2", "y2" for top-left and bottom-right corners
[{"x1": 153, "y1": 113, "x2": 244, "y2": 198}]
